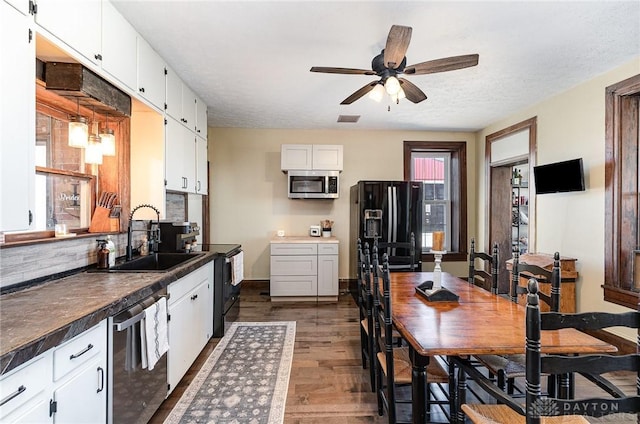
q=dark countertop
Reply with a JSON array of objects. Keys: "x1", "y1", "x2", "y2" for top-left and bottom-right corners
[{"x1": 0, "y1": 251, "x2": 218, "y2": 376}]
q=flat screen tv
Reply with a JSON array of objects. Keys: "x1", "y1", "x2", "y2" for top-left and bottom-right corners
[{"x1": 533, "y1": 158, "x2": 585, "y2": 195}]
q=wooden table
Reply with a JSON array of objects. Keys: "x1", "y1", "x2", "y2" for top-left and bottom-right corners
[{"x1": 388, "y1": 271, "x2": 616, "y2": 424}]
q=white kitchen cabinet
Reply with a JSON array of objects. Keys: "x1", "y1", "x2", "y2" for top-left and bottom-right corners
[
  {"x1": 4, "y1": 0, "x2": 29, "y2": 15},
  {"x1": 165, "y1": 116, "x2": 196, "y2": 193},
  {"x1": 312, "y1": 145, "x2": 343, "y2": 171},
  {"x1": 137, "y1": 36, "x2": 166, "y2": 111},
  {"x1": 195, "y1": 96, "x2": 208, "y2": 139},
  {"x1": 100, "y1": 0, "x2": 137, "y2": 91},
  {"x1": 270, "y1": 240, "x2": 339, "y2": 300},
  {"x1": 34, "y1": 0, "x2": 102, "y2": 65},
  {"x1": 280, "y1": 144, "x2": 343, "y2": 171},
  {"x1": 167, "y1": 262, "x2": 212, "y2": 394},
  {"x1": 1, "y1": 0, "x2": 34, "y2": 232},
  {"x1": 0, "y1": 350, "x2": 51, "y2": 423},
  {"x1": 317, "y1": 243, "x2": 339, "y2": 296},
  {"x1": 51, "y1": 320, "x2": 107, "y2": 424},
  {"x1": 0, "y1": 320, "x2": 107, "y2": 424},
  {"x1": 165, "y1": 64, "x2": 197, "y2": 132},
  {"x1": 195, "y1": 136, "x2": 208, "y2": 194}
]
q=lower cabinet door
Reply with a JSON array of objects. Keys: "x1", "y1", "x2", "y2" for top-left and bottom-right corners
[
  {"x1": 52, "y1": 358, "x2": 106, "y2": 423},
  {"x1": 167, "y1": 280, "x2": 209, "y2": 393},
  {"x1": 317, "y1": 255, "x2": 339, "y2": 296}
]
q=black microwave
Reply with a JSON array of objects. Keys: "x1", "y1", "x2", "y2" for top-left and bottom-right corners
[{"x1": 287, "y1": 170, "x2": 339, "y2": 199}]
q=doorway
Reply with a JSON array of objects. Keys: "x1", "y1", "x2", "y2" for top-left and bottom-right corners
[{"x1": 485, "y1": 118, "x2": 537, "y2": 293}]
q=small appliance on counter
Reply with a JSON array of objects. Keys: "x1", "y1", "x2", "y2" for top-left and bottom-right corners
[
  {"x1": 158, "y1": 221, "x2": 199, "y2": 252},
  {"x1": 309, "y1": 225, "x2": 321, "y2": 237}
]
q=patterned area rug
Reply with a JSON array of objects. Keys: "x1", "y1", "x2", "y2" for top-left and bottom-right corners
[{"x1": 164, "y1": 321, "x2": 296, "y2": 424}]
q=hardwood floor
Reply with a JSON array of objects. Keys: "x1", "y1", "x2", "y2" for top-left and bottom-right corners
[
  {"x1": 149, "y1": 281, "x2": 636, "y2": 424},
  {"x1": 150, "y1": 281, "x2": 387, "y2": 423}
]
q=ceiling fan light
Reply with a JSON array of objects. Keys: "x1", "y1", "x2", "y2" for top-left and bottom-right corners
[
  {"x1": 85, "y1": 134, "x2": 103, "y2": 165},
  {"x1": 99, "y1": 127, "x2": 116, "y2": 156},
  {"x1": 368, "y1": 84, "x2": 385, "y2": 102},
  {"x1": 68, "y1": 116, "x2": 89, "y2": 148},
  {"x1": 384, "y1": 76, "x2": 401, "y2": 95},
  {"x1": 391, "y1": 87, "x2": 406, "y2": 103}
]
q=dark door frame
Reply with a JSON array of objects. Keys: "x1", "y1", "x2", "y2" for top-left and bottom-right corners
[{"x1": 485, "y1": 117, "x2": 537, "y2": 291}]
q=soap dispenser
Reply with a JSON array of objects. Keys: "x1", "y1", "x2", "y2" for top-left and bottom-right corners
[{"x1": 96, "y1": 240, "x2": 109, "y2": 269}]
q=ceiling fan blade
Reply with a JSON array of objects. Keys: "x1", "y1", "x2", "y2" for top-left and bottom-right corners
[
  {"x1": 340, "y1": 81, "x2": 379, "y2": 105},
  {"x1": 310, "y1": 66, "x2": 376, "y2": 75},
  {"x1": 384, "y1": 25, "x2": 412, "y2": 69},
  {"x1": 404, "y1": 54, "x2": 479, "y2": 75},
  {"x1": 398, "y1": 78, "x2": 427, "y2": 103}
]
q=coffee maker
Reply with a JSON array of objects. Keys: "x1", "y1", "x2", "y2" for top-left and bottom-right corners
[{"x1": 158, "y1": 221, "x2": 200, "y2": 253}]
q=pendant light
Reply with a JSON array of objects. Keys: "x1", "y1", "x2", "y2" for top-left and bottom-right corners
[
  {"x1": 85, "y1": 110, "x2": 103, "y2": 165},
  {"x1": 68, "y1": 99, "x2": 88, "y2": 148},
  {"x1": 99, "y1": 114, "x2": 116, "y2": 156}
]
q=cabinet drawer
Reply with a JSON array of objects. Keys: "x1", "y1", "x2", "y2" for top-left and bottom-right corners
[
  {"x1": 53, "y1": 320, "x2": 106, "y2": 382},
  {"x1": 0, "y1": 351, "x2": 51, "y2": 420},
  {"x1": 271, "y1": 243, "x2": 317, "y2": 256},
  {"x1": 168, "y1": 262, "x2": 212, "y2": 306},
  {"x1": 271, "y1": 255, "x2": 317, "y2": 275},
  {"x1": 318, "y1": 243, "x2": 339, "y2": 255},
  {"x1": 270, "y1": 275, "x2": 317, "y2": 296}
]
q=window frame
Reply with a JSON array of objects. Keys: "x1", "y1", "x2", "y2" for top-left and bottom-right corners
[{"x1": 404, "y1": 141, "x2": 467, "y2": 262}]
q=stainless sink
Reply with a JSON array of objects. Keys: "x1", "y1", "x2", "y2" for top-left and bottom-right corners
[{"x1": 107, "y1": 252, "x2": 204, "y2": 272}]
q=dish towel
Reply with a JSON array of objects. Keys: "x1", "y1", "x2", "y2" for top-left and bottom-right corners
[
  {"x1": 231, "y1": 251, "x2": 244, "y2": 286},
  {"x1": 141, "y1": 297, "x2": 169, "y2": 371}
]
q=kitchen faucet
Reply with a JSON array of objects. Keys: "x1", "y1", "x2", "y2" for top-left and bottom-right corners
[{"x1": 126, "y1": 204, "x2": 161, "y2": 261}]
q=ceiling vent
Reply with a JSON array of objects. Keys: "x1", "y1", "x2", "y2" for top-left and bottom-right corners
[{"x1": 337, "y1": 115, "x2": 360, "y2": 123}]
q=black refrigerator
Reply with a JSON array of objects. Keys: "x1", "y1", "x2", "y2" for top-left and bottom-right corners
[{"x1": 350, "y1": 180, "x2": 423, "y2": 281}]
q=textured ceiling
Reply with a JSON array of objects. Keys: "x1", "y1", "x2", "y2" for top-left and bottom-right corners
[{"x1": 112, "y1": 1, "x2": 640, "y2": 132}]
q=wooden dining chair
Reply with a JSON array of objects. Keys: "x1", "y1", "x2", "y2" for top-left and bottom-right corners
[
  {"x1": 357, "y1": 239, "x2": 376, "y2": 392},
  {"x1": 475, "y1": 250, "x2": 563, "y2": 396},
  {"x1": 460, "y1": 277, "x2": 640, "y2": 424},
  {"x1": 377, "y1": 232, "x2": 420, "y2": 272},
  {"x1": 468, "y1": 238, "x2": 499, "y2": 294},
  {"x1": 373, "y1": 249, "x2": 449, "y2": 423}
]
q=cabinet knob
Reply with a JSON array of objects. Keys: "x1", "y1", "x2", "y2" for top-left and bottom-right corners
[
  {"x1": 190, "y1": 294, "x2": 198, "y2": 301},
  {"x1": 139, "y1": 87, "x2": 145, "y2": 93},
  {"x1": 94, "y1": 53, "x2": 102, "y2": 61}
]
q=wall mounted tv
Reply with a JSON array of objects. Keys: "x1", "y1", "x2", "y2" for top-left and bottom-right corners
[{"x1": 533, "y1": 158, "x2": 585, "y2": 195}]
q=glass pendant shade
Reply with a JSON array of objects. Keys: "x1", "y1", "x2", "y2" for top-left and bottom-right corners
[
  {"x1": 68, "y1": 116, "x2": 89, "y2": 148},
  {"x1": 368, "y1": 83, "x2": 385, "y2": 102},
  {"x1": 384, "y1": 76, "x2": 401, "y2": 95},
  {"x1": 99, "y1": 127, "x2": 116, "y2": 156},
  {"x1": 85, "y1": 135, "x2": 103, "y2": 165}
]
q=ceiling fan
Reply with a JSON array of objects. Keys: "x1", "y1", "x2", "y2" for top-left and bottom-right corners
[{"x1": 310, "y1": 25, "x2": 479, "y2": 105}]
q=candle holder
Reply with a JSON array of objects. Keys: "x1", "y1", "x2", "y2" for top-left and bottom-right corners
[{"x1": 415, "y1": 250, "x2": 459, "y2": 302}]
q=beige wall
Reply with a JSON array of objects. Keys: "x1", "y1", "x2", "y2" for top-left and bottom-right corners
[
  {"x1": 475, "y1": 57, "x2": 640, "y2": 338},
  {"x1": 208, "y1": 128, "x2": 476, "y2": 281}
]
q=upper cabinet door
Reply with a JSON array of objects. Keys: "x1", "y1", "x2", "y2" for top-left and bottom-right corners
[
  {"x1": 181, "y1": 84, "x2": 197, "y2": 132},
  {"x1": 1, "y1": 1, "x2": 35, "y2": 232},
  {"x1": 165, "y1": 64, "x2": 182, "y2": 121},
  {"x1": 137, "y1": 36, "x2": 166, "y2": 110},
  {"x1": 281, "y1": 144, "x2": 313, "y2": 170},
  {"x1": 4, "y1": 0, "x2": 29, "y2": 15},
  {"x1": 312, "y1": 145, "x2": 343, "y2": 171},
  {"x1": 34, "y1": 0, "x2": 101, "y2": 65},
  {"x1": 101, "y1": 0, "x2": 136, "y2": 90},
  {"x1": 195, "y1": 96, "x2": 208, "y2": 139}
]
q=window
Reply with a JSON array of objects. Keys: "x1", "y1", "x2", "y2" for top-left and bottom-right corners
[
  {"x1": 603, "y1": 74, "x2": 640, "y2": 309},
  {"x1": 404, "y1": 141, "x2": 467, "y2": 261}
]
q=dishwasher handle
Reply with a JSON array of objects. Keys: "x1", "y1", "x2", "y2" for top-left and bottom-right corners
[{"x1": 113, "y1": 294, "x2": 168, "y2": 332}]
